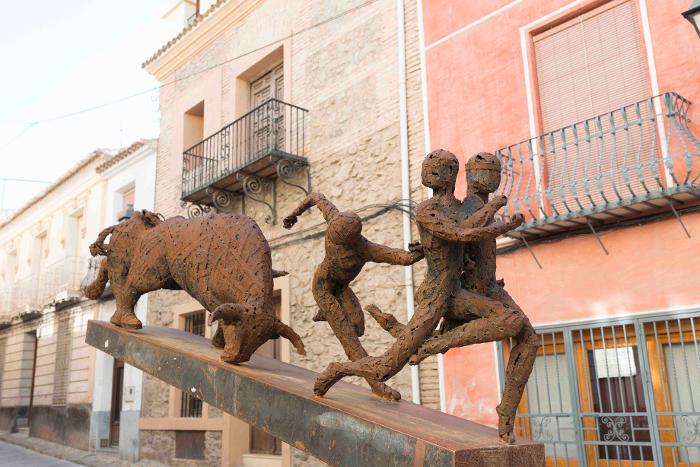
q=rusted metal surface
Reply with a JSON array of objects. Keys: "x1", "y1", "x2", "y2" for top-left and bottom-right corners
[
  {"x1": 283, "y1": 192, "x2": 424, "y2": 401},
  {"x1": 82, "y1": 211, "x2": 305, "y2": 364},
  {"x1": 86, "y1": 320, "x2": 543, "y2": 466},
  {"x1": 314, "y1": 150, "x2": 530, "y2": 444}
]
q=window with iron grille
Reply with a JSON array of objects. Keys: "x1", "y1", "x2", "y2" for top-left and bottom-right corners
[
  {"x1": 53, "y1": 314, "x2": 72, "y2": 405},
  {"x1": 180, "y1": 310, "x2": 205, "y2": 417},
  {"x1": 502, "y1": 313, "x2": 700, "y2": 466}
]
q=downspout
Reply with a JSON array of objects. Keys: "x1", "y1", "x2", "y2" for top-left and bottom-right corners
[
  {"x1": 396, "y1": 0, "x2": 421, "y2": 405},
  {"x1": 416, "y1": 0, "x2": 447, "y2": 413}
]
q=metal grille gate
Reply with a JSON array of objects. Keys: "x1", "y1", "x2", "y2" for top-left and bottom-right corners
[{"x1": 500, "y1": 311, "x2": 700, "y2": 466}]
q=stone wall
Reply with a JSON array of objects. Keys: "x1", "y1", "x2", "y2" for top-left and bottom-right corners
[{"x1": 145, "y1": 0, "x2": 433, "y2": 465}]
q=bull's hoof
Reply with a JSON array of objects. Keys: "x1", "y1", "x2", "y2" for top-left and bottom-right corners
[{"x1": 120, "y1": 314, "x2": 143, "y2": 330}]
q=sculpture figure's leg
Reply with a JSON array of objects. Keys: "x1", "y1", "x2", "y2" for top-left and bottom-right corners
[
  {"x1": 493, "y1": 289, "x2": 537, "y2": 445},
  {"x1": 313, "y1": 286, "x2": 401, "y2": 400},
  {"x1": 341, "y1": 288, "x2": 365, "y2": 337},
  {"x1": 408, "y1": 290, "x2": 524, "y2": 364},
  {"x1": 314, "y1": 300, "x2": 444, "y2": 396}
]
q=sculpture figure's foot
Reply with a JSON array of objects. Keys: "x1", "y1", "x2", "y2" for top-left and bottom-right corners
[
  {"x1": 211, "y1": 326, "x2": 225, "y2": 349},
  {"x1": 497, "y1": 406, "x2": 515, "y2": 444},
  {"x1": 119, "y1": 313, "x2": 143, "y2": 330},
  {"x1": 369, "y1": 381, "x2": 401, "y2": 401},
  {"x1": 408, "y1": 349, "x2": 430, "y2": 366},
  {"x1": 313, "y1": 363, "x2": 345, "y2": 397}
]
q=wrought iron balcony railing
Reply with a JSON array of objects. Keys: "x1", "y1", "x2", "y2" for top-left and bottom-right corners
[
  {"x1": 496, "y1": 92, "x2": 700, "y2": 238},
  {"x1": 38, "y1": 256, "x2": 90, "y2": 307},
  {"x1": 181, "y1": 98, "x2": 309, "y2": 212}
]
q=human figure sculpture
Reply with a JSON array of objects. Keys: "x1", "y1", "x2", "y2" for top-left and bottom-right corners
[
  {"x1": 83, "y1": 211, "x2": 306, "y2": 364},
  {"x1": 371, "y1": 153, "x2": 537, "y2": 443},
  {"x1": 283, "y1": 192, "x2": 424, "y2": 400},
  {"x1": 312, "y1": 150, "x2": 522, "y2": 412}
]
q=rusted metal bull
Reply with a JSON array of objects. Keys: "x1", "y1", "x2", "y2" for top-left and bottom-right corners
[{"x1": 83, "y1": 210, "x2": 305, "y2": 364}]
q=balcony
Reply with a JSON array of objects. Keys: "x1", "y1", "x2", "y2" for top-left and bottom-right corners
[
  {"x1": 38, "y1": 256, "x2": 90, "y2": 308},
  {"x1": 181, "y1": 99, "x2": 310, "y2": 223},
  {"x1": 496, "y1": 92, "x2": 700, "y2": 240}
]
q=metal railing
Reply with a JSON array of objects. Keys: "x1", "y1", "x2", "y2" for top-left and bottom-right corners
[
  {"x1": 182, "y1": 98, "x2": 308, "y2": 199},
  {"x1": 6, "y1": 275, "x2": 40, "y2": 315},
  {"x1": 503, "y1": 312, "x2": 700, "y2": 466},
  {"x1": 496, "y1": 92, "x2": 700, "y2": 230},
  {"x1": 38, "y1": 256, "x2": 90, "y2": 306}
]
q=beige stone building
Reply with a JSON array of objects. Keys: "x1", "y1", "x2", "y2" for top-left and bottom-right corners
[
  {"x1": 0, "y1": 140, "x2": 157, "y2": 461},
  {"x1": 141, "y1": 0, "x2": 437, "y2": 465}
]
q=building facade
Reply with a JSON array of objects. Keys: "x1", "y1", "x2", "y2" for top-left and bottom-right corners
[
  {"x1": 420, "y1": 0, "x2": 700, "y2": 465},
  {"x1": 0, "y1": 140, "x2": 157, "y2": 461},
  {"x1": 141, "y1": 0, "x2": 436, "y2": 465}
]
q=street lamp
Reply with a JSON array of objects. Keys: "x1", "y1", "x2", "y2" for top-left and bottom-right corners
[{"x1": 683, "y1": 0, "x2": 700, "y2": 38}]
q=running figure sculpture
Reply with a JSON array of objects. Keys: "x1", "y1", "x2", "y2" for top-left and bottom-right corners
[
  {"x1": 313, "y1": 150, "x2": 523, "y2": 418},
  {"x1": 373, "y1": 153, "x2": 537, "y2": 443},
  {"x1": 283, "y1": 193, "x2": 424, "y2": 400}
]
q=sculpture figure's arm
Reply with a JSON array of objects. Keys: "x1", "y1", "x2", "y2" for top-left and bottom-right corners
[
  {"x1": 417, "y1": 206, "x2": 522, "y2": 243},
  {"x1": 363, "y1": 240, "x2": 423, "y2": 265},
  {"x1": 283, "y1": 192, "x2": 339, "y2": 228},
  {"x1": 461, "y1": 195, "x2": 508, "y2": 228}
]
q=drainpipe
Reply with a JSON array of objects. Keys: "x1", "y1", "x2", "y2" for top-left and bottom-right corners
[
  {"x1": 416, "y1": 0, "x2": 447, "y2": 413},
  {"x1": 396, "y1": 0, "x2": 421, "y2": 405}
]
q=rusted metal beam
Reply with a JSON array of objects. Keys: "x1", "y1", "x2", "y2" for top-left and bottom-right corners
[{"x1": 86, "y1": 321, "x2": 543, "y2": 466}]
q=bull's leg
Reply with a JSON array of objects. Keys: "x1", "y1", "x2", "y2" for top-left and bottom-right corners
[
  {"x1": 114, "y1": 259, "x2": 172, "y2": 330},
  {"x1": 314, "y1": 286, "x2": 402, "y2": 400}
]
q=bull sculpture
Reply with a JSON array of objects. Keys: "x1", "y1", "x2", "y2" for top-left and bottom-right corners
[{"x1": 83, "y1": 210, "x2": 306, "y2": 364}]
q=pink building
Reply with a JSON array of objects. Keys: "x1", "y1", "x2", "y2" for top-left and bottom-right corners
[{"x1": 420, "y1": 1, "x2": 700, "y2": 465}]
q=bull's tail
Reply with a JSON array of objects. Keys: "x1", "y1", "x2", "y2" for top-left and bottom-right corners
[{"x1": 83, "y1": 258, "x2": 109, "y2": 299}]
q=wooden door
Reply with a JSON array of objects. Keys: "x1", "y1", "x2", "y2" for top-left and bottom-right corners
[
  {"x1": 109, "y1": 359, "x2": 124, "y2": 447},
  {"x1": 250, "y1": 64, "x2": 284, "y2": 159}
]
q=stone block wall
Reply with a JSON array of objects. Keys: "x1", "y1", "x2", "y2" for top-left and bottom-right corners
[{"x1": 145, "y1": 0, "x2": 435, "y2": 464}]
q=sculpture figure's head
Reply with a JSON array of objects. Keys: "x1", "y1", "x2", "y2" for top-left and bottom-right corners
[
  {"x1": 327, "y1": 211, "x2": 363, "y2": 245},
  {"x1": 466, "y1": 152, "x2": 501, "y2": 195},
  {"x1": 422, "y1": 149, "x2": 458, "y2": 191}
]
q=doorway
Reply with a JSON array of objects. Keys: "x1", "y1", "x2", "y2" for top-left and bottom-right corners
[{"x1": 109, "y1": 359, "x2": 124, "y2": 447}]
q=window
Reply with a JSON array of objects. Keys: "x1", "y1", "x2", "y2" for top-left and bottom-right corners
[
  {"x1": 183, "y1": 101, "x2": 205, "y2": 150},
  {"x1": 249, "y1": 293, "x2": 282, "y2": 455},
  {"x1": 533, "y1": 0, "x2": 654, "y2": 212},
  {"x1": 117, "y1": 187, "x2": 135, "y2": 221},
  {"x1": 180, "y1": 310, "x2": 205, "y2": 417}
]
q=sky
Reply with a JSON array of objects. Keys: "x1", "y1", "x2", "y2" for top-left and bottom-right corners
[{"x1": 0, "y1": 0, "x2": 178, "y2": 214}]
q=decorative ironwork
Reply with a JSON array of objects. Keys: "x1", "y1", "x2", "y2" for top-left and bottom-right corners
[
  {"x1": 237, "y1": 173, "x2": 276, "y2": 225},
  {"x1": 601, "y1": 416, "x2": 630, "y2": 442},
  {"x1": 180, "y1": 98, "x2": 308, "y2": 224},
  {"x1": 276, "y1": 158, "x2": 310, "y2": 195},
  {"x1": 531, "y1": 416, "x2": 554, "y2": 442},
  {"x1": 496, "y1": 92, "x2": 700, "y2": 239},
  {"x1": 681, "y1": 415, "x2": 700, "y2": 443},
  {"x1": 180, "y1": 200, "x2": 211, "y2": 218}
]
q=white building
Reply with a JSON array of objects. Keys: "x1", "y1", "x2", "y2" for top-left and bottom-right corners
[{"x1": 0, "y1": 139, "x2": 156, "y2": 462}]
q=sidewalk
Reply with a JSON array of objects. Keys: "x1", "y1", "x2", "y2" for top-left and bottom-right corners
[{"x1": 0, "y1": 431, "x2": 168, "y2": 467}]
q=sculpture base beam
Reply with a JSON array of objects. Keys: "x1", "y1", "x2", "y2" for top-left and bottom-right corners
[{"x1": 85, "y1": 321, "x2": 543, "y2": 466}]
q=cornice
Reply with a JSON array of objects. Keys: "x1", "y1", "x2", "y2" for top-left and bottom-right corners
[{"x1": 144, "y1": 0, "x2": 265, "y2": 81}]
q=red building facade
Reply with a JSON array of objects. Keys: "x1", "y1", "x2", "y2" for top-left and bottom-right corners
[{"x1": 420, "y1": 1, "x2": 700, "y2": 465}]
